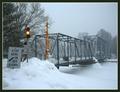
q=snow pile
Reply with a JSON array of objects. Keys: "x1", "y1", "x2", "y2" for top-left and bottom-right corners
[
  {"x1": 3, "y1": 57, "x2": 82, "y2": 89},
  {"x1": 3, "y1": 57, "x2": 118, "y2": 90},
  {"x1": 3, "y1": 57, "x2": 61, "y2": 89},
  {"x1": 93, "y1": 57, "x2": 98, "y2": 63}
]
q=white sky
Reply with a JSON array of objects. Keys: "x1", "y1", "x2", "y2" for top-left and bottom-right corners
[{"x1": 41, "y1": 3, "x2": 118, "y2": 37}]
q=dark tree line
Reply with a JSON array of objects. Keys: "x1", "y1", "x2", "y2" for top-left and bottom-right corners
[{"x1": 3, "y1": 3, "x2": 48, "y2": 57}]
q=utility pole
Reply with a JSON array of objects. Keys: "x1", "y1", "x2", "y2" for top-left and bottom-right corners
[{"x1": 44, "y1": 16, "x2": 50, "y2": 60}]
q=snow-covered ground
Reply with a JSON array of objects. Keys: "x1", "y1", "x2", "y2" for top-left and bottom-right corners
[{"x1": 2, "y1": 57, "x2": 118, "y2": 90}]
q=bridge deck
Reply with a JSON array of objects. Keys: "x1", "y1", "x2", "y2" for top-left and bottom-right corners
[{"x1": 55, "y1": 58, "x2": 96, "y2": 67}]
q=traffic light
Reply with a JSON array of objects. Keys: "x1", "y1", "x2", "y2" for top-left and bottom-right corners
[{"x1": 25, "y1": 27, "x2": 31, "y2": 38}]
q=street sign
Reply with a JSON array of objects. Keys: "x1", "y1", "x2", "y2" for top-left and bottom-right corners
[{"x1": 7, "y1": 47, "x2": 22, "y2": 69}]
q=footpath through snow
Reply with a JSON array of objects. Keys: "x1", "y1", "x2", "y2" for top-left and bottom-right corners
[{"x1": 2, "y1": 57, "x2": 118, "y2": 89}]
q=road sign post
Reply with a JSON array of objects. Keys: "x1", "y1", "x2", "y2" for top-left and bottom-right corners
[
  {"x1": 24, "y1": 25, "x2": 31, "y2": 63},
  {"x1": 7, "y1": 47, "x2": 22, "y2": 69}
]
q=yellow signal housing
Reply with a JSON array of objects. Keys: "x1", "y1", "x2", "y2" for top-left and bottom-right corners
[{"x1": 24, "y1": 26, "x2": 31, "y2": 38}]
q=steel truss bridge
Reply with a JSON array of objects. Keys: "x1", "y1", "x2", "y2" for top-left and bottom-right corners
[{"x1": 32, "y1": 33, "x2": 108, "y2": 69}]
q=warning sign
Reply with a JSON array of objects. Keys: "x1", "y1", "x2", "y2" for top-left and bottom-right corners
[{"x1": 7, "y1": 47, "x2": 22, "y2": 69}]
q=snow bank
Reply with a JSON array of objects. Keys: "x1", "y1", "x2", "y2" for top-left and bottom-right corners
[
  {"x1": 3, "y1": 57, "x2": 61, "y2": 89},
  {"x1": 3, "y1": 57, "x2": 83, "y2": 89}
]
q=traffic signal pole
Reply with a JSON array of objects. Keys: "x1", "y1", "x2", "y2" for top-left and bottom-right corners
[{"x1": 24, "y1": 25, "x2": 31, "y2": 63}]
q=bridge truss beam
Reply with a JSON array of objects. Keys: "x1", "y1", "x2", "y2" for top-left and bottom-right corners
[{"x1": 33, "y1": 33, "x2": 97, "y2": 68}]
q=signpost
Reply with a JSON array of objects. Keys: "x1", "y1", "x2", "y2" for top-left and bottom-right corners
[
  {"x1": 24, "y1": 25, "x2": 31, "y2": 63},
  {"x1": 7, "y1": 47, "x2": 22, "y2": 69}
]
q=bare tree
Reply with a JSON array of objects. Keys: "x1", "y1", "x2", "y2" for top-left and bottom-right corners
[
  {"x1": 15, "y1": 3, "x2": 47, "y2": 38},
  {"x1": 3, "y1": 3, "x2": 51, "y2": 57},
  {"x1": 111, "y1": 35, "x2": 117, "y2": 58},
  {"x1": 78, "y1": 32, "x2": 89, "y2": 40},
  {"x1": 97, "y1": 29, "x2": 112, "y2": 58}
]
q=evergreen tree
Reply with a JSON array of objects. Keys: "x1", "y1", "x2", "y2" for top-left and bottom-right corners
[{"x1": 3, "y1": 3, "x2": 20, "y2": 57}]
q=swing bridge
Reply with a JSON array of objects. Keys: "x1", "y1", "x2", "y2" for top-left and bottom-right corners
[{"x1": 31, "y1": 33, "x2": 108, "y2": 69}]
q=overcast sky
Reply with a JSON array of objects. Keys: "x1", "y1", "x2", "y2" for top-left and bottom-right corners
[{"x1": 41, "y1": 3, "x2": 118, "y2": 37}]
